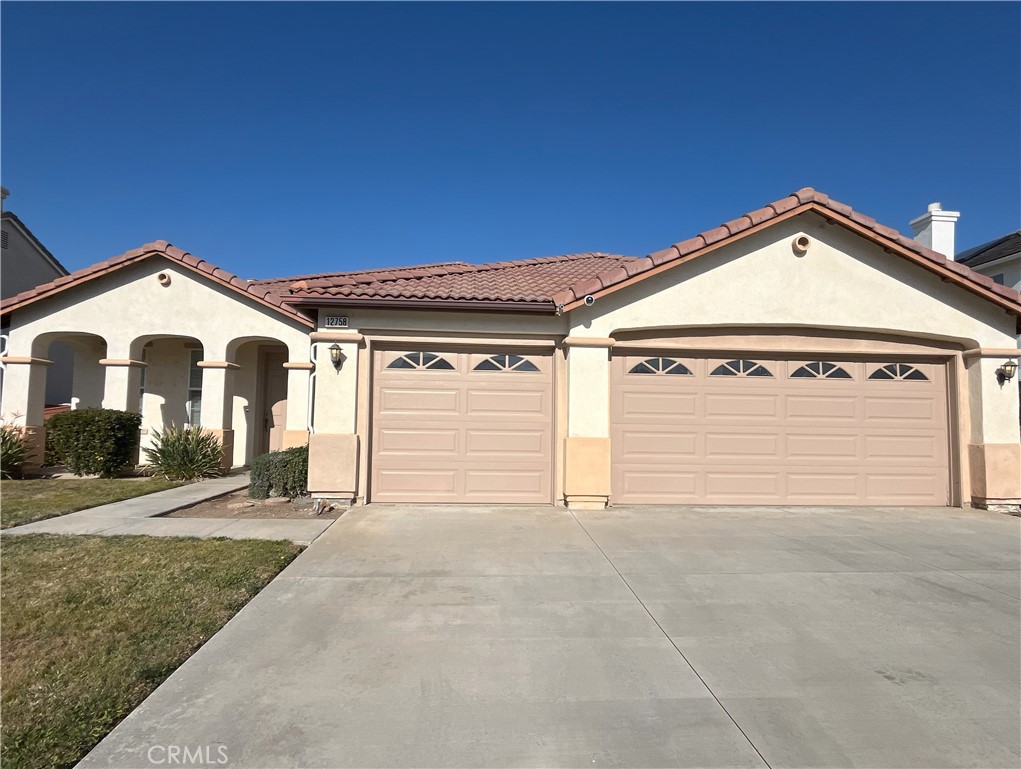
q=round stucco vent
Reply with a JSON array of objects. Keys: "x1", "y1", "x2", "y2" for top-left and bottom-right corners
[
  {"x1": 792, "y1": 235, "x2": 811, "y2": 255},
  {"x1": 157, "y1": 272, "x2": 172, "y2": 286}
]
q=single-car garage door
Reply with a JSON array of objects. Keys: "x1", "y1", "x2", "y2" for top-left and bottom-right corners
[
  {"x1": 371, "y1": 349, "x2": 553, "y2": 503},
  {"x1": 611, "y1": 354, "x2": 951, "y2": 505}
]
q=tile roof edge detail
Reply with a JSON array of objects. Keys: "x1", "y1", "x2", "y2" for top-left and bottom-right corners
[
  {"x1": 553, "y1": 188, "x2": 1021, "y2": 316},
  {"x1": 0, "y1": 241, "x2": 315, "y2": 327}
]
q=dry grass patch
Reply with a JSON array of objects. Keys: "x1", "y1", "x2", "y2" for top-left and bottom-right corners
[
  {"x1": 0, "y1": 478, "x2": 184, "y2": 529},
  {"x1": 0, "y1": 534, "x2": 302, "y2": 769}
]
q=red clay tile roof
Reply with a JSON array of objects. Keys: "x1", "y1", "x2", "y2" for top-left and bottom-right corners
[
  {"x1": 0, "y1": 240, "x2": 314, "y2": 327},
  {"x1": 550, "y1": 187, "x2": 1021, "y2": 316},
  {"x1": 249, "y1": 261, "x2": 474, "y2": 290},
  {"x1": 277, "y1": 253, "x2": 638, "y2": 306},
  {"x1": 4, "y1": 188, "x2": 1018, "y2": 322}
]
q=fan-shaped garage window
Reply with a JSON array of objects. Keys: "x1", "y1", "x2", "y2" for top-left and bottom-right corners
[
  {"x1": 474, "y1": 354, "x2": 539, "y2": 372},
  {"x1": 791, "y1": 361, "x2": 852, "y2": 379},
  {"x1": 868, "y1": 363, "x2": 928, "y2": 381},
  {"x1": 710, "y1": 359, "x2": 772, "y2": 377},
  {"x1": 628, "y1": 357, "x2": 693, "y2": 375},
  {"x1": 386, "y1": 352, "x2": 455, "y2": 370}
]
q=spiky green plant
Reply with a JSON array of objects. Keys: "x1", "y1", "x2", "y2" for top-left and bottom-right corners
[
  {"x1": 0, "y1": 422, "x2": 28, "y2": 479},
  {"x1": 143, "y1": 425, "x2": 224, "y2": 481}
]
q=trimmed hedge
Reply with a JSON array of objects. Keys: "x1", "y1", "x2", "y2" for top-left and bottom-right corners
[
  {"x1": 249, "y1": 445, "x2": 308, "y2": 499},
  {"x1": 46, "y1": 408, "x2": 142, "y2": 478}
]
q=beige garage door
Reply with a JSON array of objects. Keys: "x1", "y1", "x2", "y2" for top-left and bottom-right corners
[
  {"x1": 371, "y1": 349, "x2": 553, "y2": 503},
  {"x1": 611, "y1": 355, "x2": 951, "y2": 505}
]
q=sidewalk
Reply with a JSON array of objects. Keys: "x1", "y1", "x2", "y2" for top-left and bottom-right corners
[{"x1": 1, "y1": 473, "x2": 335, "y2": 545}]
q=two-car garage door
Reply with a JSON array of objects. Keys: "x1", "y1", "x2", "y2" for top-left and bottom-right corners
[{"x1": 611, "y1": 354, "x2": 951, "y2": 506}]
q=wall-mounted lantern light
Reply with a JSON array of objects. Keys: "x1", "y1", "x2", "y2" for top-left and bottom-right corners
[
  {"x1": 329, "y1": 343, "x2": 344, "y2": 371},
  {"x1": 996, "y1": 359, "x2": 1017, "y2": 384}
]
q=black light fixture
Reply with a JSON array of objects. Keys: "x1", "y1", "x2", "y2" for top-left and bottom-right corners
[
  {"x1": 997, "y1": 359, "x2": 1017, "y2": 383},
  {"x1": 329, "y1": 343, "x2": 344, "y2": 370}
]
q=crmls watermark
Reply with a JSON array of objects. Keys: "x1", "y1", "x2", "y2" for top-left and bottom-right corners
[{"x1": 146, "y1": 744, "x2": 229, "y2": 765}]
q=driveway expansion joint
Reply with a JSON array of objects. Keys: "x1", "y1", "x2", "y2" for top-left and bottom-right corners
[{"x1": 568, "y1": 510, "x2": 773, "y2": 769}]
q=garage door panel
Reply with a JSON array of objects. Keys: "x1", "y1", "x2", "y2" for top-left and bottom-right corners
[
  {"x1": 864, "y1": 396, "x2": 938, "y2": 421},
  {"x1": 376, "y1": 427, "x2": 459, "y2": 455},
  {"x1": 612, "y1": 354, "x2": 950, "y2": 506},
  {"x1": 465, "y1": 468, "x2": 548, "y2": 497},
  {"x1": 378, "y1": 388, "x2": 459, "y2": 415},
  {"x1": 376, "y1": 469, "x2": 458, "y2": 495},
  {"x1": 786, "y1": 433, "x2": 859, "y2": 460},
  {"x1": 617, "y1": 429, "x2": 698, "y2": 460},
  {"x1": 619, "y1": 471, "x2": 698, "y2": 502},
  {"x1": 372, "y1": 350, "x2": 553, "y2": 504},
  {"x1": 704, "y1": 432, "x2": 779, "y2": 458},
  {"x1": 467, "y1": 389, "x2": 547, "y2": 416},
  {"x1": 787, "y1": 473, "x2": 860, "y2": 500},
  {"x1": 705, "y1": 393, "x2": 779, "y2": 419},
  {"x1": 786, "y1": 395, "x2": 859, "y2": 420},
  {"x1": 466, "y1": 429, "x2": 547, "y2": 456},
  {"x1": 619, "y1": 391, "x2": 697, "y2": 418}
]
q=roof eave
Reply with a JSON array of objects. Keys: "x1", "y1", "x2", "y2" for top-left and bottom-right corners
[
  {"x1": 285, "y1": 296, "x2": 558, "y2": 314},
  {"x1": 558, "y1": 202, "x2": 1021, "y2": 318}
]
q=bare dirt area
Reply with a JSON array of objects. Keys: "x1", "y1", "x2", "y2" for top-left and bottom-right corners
[{"x1": 165, "y1": 490, "x2": 345, "y2": 520}]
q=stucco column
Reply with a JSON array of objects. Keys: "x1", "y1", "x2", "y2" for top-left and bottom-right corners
[
  {"x1": 965, "y1": 350, "x2": 1021, "y2": 511},
  {"x1": 0, "y1": 356, "x2": 51, "y2": 467},
  {"x1": 100, "y1": 358, "x2": 143, "y2": 413},
  {"x1": 307, "y1": 332, "x2": 361, "y2": 502},
  {"x1": 281, "y1": 361, "x2": 312, "y2": 449},
  {"x1": 198, "y1": 360, "x2": 237, "y2": 468},
  {"x1": 563, "y1": 336, "x2": 614, "y2": 509}
]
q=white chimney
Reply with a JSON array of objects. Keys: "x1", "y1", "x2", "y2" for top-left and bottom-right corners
[{"x1": 910, "y1": 202, "x2": 960, "y2": 259}]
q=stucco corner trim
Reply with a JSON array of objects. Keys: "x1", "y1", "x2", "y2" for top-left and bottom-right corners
[
  {"x1": 563, "y1": 336, "x2": 616, "y2": 349},
  {"x1": 98, "y1": 358, "x2": 147, "y2": 368},
  {"x1": 196, "y1": 360, "x2": 241, "y2": 370},
  {"x1": 0, "y1": 356, "x2": 53, "y2": 366}
]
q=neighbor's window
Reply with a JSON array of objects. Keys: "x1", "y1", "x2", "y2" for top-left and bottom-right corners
[{"x1": 187, "y1": 349, "x2": 203, "y2": 425}]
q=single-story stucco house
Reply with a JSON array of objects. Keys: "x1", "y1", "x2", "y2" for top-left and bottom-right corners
[{"x1": 2, "y1": 187, "x2": 1019, "y2": 510}]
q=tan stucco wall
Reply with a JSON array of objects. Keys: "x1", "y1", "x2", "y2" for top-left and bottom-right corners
[{"x1": 2, "y1": 257, "x2": 313, "y2": 469}]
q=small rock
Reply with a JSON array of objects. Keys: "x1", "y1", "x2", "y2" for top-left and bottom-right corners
[{"x1": 263, "y1": 497, "x2": 291, "y2": 506}]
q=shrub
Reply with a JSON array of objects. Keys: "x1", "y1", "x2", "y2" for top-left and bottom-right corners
[
  {"x1": 0, "y1": 422, "x2": 28, "y2": 479},
  {"x1": 46, "y1": 408, "x2": 142, "y2": 478},
  {"x1": 249, "y1": 445, "x2": 308, "y2": 499},
  {"x1": 143, "y1": 425, "x2": 224, "y2": 481}
]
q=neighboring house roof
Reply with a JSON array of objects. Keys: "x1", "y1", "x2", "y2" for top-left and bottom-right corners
[
  {"x1": 1, "y1": 211, "x2": 69, "y2": 277},
  {"x1": 0, "y1": 240, "x2": 314, "y2": 328},
  {"x1": 955, "y1": 230, "x2": 1021, "y2": 269},
  {"x1": 3, "y1": 188, "x2": 1019, "y2": 323},
  {"x1": 276, "y1": 253, "x2": 638, "y2": 310}
]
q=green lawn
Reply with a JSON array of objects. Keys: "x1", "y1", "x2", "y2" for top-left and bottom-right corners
[
  {"x1": 0, "y1": 534, "x2": 302, "y2": 769},
  {"x1": 0, "y1": 478, "x2": 185, "y2": 529}
]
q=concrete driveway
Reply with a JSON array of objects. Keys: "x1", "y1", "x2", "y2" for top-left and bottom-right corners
[{"x1": 81, "y1": 504, "x2": 1020, "y2": 768}]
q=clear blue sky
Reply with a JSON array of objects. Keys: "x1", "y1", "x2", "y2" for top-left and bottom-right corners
[{"x1": 2, "y1": 2, "x2": 1018, "y2": 279}]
